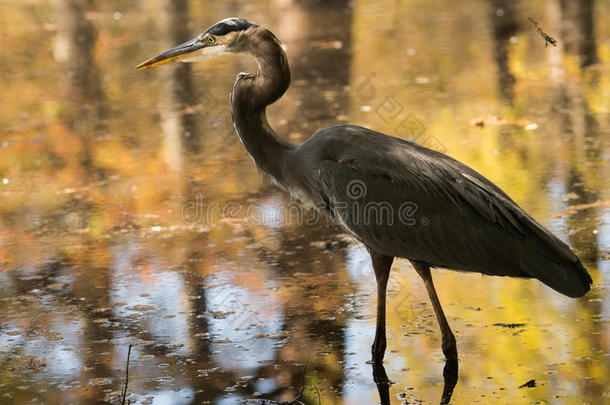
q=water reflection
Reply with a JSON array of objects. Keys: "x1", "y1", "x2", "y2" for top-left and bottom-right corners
[
  {"x1": 0, "y1": 0, "x2": 608, "y2": 404},
  {"x1": 53, "y1": 0, "x2": 106, "y2": 171},
  {"x1": 373, "y1": 360, "x2": 458, "y2": 405},
  {"x1": 156, "y1": 0, "x2": 200, "y2": 170},
  {"x1": 546, "y1": 0, "x2": 602, "y2": 265},
  {"x1": 489, "y1": 0, "x2": 518, "y2": 104},
  {"x1": 559, "y1": 0, "x2": 598, "y2": 68}
]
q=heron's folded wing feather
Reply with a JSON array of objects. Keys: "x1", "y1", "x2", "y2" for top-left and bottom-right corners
[
  {"x1": 309, "y1": 125, "x2": 576, "y2": 263},
  {"x1": 304, "y1": 125, "x2": 590, "y2": 296}
]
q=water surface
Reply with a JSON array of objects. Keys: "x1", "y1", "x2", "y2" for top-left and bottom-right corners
[{"x1": 0, "y1": 0, "x2": 608, "y2": 404}]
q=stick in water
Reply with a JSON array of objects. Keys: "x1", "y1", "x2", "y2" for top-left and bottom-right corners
[
  {"x1": 121, "y1": 344, "x2": 133, "y2": 405},
  {"x1": 528, "y1": 17, "x2": 557, "y2": 47}
]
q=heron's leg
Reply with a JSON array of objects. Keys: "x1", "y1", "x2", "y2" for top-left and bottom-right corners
[
  {"x1": 372, "y1": 362, "x2": 391, "y2": 405},
  {"x1": 410, "y1": 261, "x2": 458, "y2": 361},
  {"x1": 368, "y1": 248, "x2": 394, "y2": 363}
]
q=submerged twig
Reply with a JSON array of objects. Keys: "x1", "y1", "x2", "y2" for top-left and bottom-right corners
[
  {"x1": 121, "y1": 344, "x2": 133, "y2": 405},
  {"x1": 528, "y1": 17, "x2": 557, "y2": 47},
  {"x1": 291, "y1": 360, "x2": 309, "y2": 404},
  {"x1": 313, "y1": 383, "x2": 321, "y2": 405},
  {"x1": 249, "y1": 360, "x2": 310, "y2": 405}
]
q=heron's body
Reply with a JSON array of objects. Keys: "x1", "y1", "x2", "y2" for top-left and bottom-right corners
[
  {"x1": 225, "y1": 22, "x2": 590, "y2": 298},
  {"x1": 137, "y1": 18, "x2": 592, "y2": 401},
  {"x1": 290, "y1": 125, "x2": 590, "y2": 296}
]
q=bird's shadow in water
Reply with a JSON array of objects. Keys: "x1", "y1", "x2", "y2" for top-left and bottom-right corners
[{"x1": 372, "y1": 359, "x2": 458, "y2": 404}]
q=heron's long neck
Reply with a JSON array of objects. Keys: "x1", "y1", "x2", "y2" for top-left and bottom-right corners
[{"x1": 230, "y1": 30, "x2": 293, "y2": 183}]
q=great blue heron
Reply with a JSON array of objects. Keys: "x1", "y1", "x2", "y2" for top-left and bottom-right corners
[{"x1": 136, "y1": 15, "x2": 592, "y2": 385}]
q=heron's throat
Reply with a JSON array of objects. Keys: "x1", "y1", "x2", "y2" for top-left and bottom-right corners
[{"x1": 230, "y1": 29, "x2": 293, "y2": 182}]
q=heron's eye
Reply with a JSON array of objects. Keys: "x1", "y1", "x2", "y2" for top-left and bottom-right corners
[{"x1": 207, "y1": 36, "x2": 216, "y2": 44}]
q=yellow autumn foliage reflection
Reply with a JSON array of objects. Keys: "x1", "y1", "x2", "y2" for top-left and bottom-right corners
[{"x1": 0, "y1": 0, "x2": 607, "y2": 404}]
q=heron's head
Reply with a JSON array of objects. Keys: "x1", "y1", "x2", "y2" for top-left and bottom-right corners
[{"x1": 135, "y1": 18, "x2": 260, "y2": 70}]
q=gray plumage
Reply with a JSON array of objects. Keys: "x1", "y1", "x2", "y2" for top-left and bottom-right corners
[
  {"x1": 210, "y1": 19, "x2": 591, "y2": 298},
  {"x1": 136, "y1": 18, "x2": 592, "y2": 382},
  {"x1": 296, "y1": 125, "x2": 591, "y2": 297}
]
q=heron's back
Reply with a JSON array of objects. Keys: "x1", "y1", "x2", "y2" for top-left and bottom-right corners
[{"x1": 292, "y1": 125, "x2": 592, "y2": 298}]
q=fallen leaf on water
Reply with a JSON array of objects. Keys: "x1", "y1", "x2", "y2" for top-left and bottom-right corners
[
  {"x1": 88, "y1": 377, "x2": 112, "y2": 387},
  {"x1": 493, "y1": 323, "x2": 527, "y2": 329},
  {"x1": 470, "y1": 115, "x2": 537, "y2": 129},
  {"x1": 311, "y1": 40, "x2": 343, "y2": 49},
  {"x1": 470, "y1": 115, "x2": 507, "y2": 127},
  {"x1": 549, "y1": 200, "x2": 610, "y2": 219},
  {"x1": 24, "y1": 356, "x2": 46, "y2": 372},
  {"x1": 128, "y1": 304, "x2": 155, "y2": 311},
  {"x1": 19, "y1": 275, "x2": 43, "y2": 281}
]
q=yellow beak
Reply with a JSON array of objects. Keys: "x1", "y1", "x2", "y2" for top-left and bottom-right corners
[{"x1": 135, "y1": 37, "x2": 204, "y2": 70}]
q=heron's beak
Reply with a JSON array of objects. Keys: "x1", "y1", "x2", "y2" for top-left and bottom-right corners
[{"x1": 135, "y1": 37, "x2": 205, "y2": 70}]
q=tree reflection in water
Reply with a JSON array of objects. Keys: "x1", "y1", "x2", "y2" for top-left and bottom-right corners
[{"x1": 0, "y1": 0, "x2": 607, "y2": 404}]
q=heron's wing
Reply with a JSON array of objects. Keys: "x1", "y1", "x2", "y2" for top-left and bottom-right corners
[
  {"x1": 303, "y1": 125, "x2": 591, "y2": 297},
  {"x1": 317, "y1": 157, "x2": 531, "y2": 271}
]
